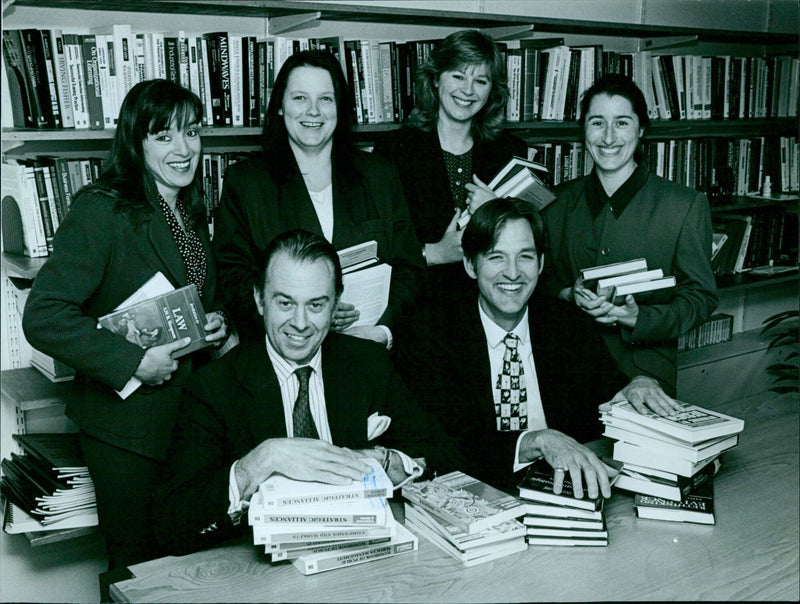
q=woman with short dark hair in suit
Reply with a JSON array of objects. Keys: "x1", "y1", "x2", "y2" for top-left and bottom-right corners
[
  {"x1": 374, "y1": 30, "x2": 527, "y2": 323},
  {"x1": 22, "y1": 79, "x2": 228, "y2": 570},
  {"x1": 540, "y1": 73, "x2": 718, "y2": 396},
  {"x1": 213, "y1": 50, "x2": 423, "y2": 349}
]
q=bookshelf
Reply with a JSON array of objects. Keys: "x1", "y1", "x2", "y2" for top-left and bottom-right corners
[{"x1": 1, "y1": 1, "x2": 797, "y2": 357}]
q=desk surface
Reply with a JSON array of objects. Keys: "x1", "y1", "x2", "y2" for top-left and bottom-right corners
[{"x1": 112, "y1": 391, "x2": 799, "y2": 602}]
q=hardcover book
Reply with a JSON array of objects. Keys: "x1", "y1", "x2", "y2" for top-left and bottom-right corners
[
  {"x1": 612, "y1": 443, "x2": 722, "y2": 478},
  {"x1": 522, "y1": 502, "x2": 603, "y2": 521},
  {"x1": 595, "y1": 268, "x2": 664, "y2": 298},
  {"x1": 606, "y1": 401, "x2": 745, "y2": 445},
  {"x1": 613, "y1": 457, "x2": 721, "y2": 501},
  {"x1": 517, "y1": 458, "x2": 612, "y2": 511},
  {"x1": 98, "y1": 283, "x2": 210, "y2": 358},
  {"x1": 258, "y1": 457, "x2": 392, "y2": 508},
  {"x1": 401, "y1": 470, "x2": 524, "y2": 535},
  {"x1": 611, "y1": 276, "x2": 676, "y2": 304},
  {"x1": 526, "y1": 535, "x2": 608, "y2": 547},
  {"x1": 634, "y1": 479, "x2": 715, "y2": 525}
]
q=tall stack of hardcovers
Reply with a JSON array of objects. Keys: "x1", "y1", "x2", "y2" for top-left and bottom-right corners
[
  {"x1": 401, "y1": 471, "x2": 527, "y2": 566},
  {"x1": 248, "y1": 458, "x2": 417, "y2": 575},
  {"x1": 1, "y1": 433, "x2": 98, "y2": 533},
  {"x1": 601, "y1": 401, "x2": 745, "y2": 525},
  {"x1": 517, "y1": 458, "x2": 610, "y2": 546}
]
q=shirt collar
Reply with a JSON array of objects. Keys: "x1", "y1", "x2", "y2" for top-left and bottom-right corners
[
  {"x1": 477, "y1": 301, "x2": 530, "y2": 349},
  {"x1": 587, "y1": 162, "x2": 649, "y2": 219},
  {"x1": 265, "y1": 335, "x2": 323, "y2": 385}
]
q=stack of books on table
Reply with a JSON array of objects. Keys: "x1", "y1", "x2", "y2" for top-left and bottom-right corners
[
  {"x1": 581, "y1": 258, "x2": 676, "y2": 304},
  {"x1": 1, "y1": 433, "x2": 98, "y2": 534},
  {"x1": 517, "y1": 458, "x2": 610, "y2": 547},
  {"x1": 401, "y1": 471, "x2": 527, "y2": 566},
  {"x1": 248, "y1": 458, "x2": 417, "y2": 575},
  {"x1": 601, "y1": 400, "x2": 745, "y2": 525}
]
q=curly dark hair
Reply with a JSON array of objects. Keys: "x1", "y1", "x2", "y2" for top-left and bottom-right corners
[{"x1": 408, "y1": 30, "x2": 509, "y2": 143}]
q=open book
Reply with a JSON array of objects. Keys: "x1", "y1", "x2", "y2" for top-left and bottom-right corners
[{"x1": 337, "y1": 241, "x2": 391, "y2": 328}]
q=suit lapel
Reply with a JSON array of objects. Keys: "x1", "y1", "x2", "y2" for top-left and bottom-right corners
[
  {"x1": 458, "y1": 308, "x2": 497, "y2": 426},
  {"x1": 280, "y1": 171, "x2": 325, "y2": 238},
  {"x1": 235, "y1": 343, "x2": 288, "y2": 444},
  {"x1": 320, "y1": 335, "x2": 363, "y2": 445},
  {"x1": 145, "y1": 209, "x2": 186, "y2": 287}
]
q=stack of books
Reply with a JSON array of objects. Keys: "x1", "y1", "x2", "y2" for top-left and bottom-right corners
[
  {"x1": 401, "y1": 471, "x2": 527, "y2": 566},
  {"x1": 581, "y1": 258, "x2": 677, "y2": 304},
  {"x1": 0, "y1": 433, "x2": 98, "y2": 533},
  {"x1": 517, "y1": 459, "x2": 610, "y2": 547},
  {"x1": 248, "y1": 458, "x2": 417, "y2": 575},
  {"x1": 601, "y1": 400, "x2": 745, "y2": 525}
]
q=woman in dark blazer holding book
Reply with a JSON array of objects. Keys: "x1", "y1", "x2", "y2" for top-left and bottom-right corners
[
  {"x1": 22, "y1": 80, "x2": 228, "y2": 570},
  {"x1": 214, "y1": 50, "x2": 423, "y2": 349},
  {"x1": 374, "y1": 30, "x2": 527, "y2": 322},
  {"x1": 540, "y1": 74, "x2": 718, "y2": 396}
]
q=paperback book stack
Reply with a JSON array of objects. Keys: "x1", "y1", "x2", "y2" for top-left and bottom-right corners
[
  {"x1": 601, "y1": 400, "x2": 745, "y2": 525},
  {"x1": 1, "y1": 433, "x2": 98, "y2": 533},
  {"x1": 401, "y1": 471, "x2": 527, "y2": 566},
  {"x1": 517, "y1": 458, "x2": 610, "y2": 547},
  {"x1": 581, "y1": 258, "x2": 676, "y2": 304},
  {"x1": 248, "y1": 458, "x2": 418, "y2": 575}
]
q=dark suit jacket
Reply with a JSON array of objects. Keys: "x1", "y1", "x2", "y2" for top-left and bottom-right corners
[
  {"x1": 22, "y1": 190, "x2": 219, "y2": 460},
  {"x1": 154, "y1": 334, "x2": 462, "y2": 555},
  {"x1": 213, "y1": 150, "x2": 424, "y2": 339},
  {"x1": 541, "y1": 170, "x2": 718, "y2": 394},
  {"x1": 396, "y1": 295, "x2": 628, "y2": 492}
]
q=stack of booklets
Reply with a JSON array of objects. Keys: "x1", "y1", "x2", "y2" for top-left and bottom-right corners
[
  {"x1": 248, "y1": 458, "x2": 417, "y2": 575},
  {"x1": 0, "y1": 433, "x2": 98, "y2": 533},
  {"x1": 581, "y1": 258, "x2": 676, "y2": 304},
  {"x1": 517, "y1": 459, "x2": 610, "y2": 547},
  {"x1": 601, "y1": 400, "x2": 745, "y2": 525},
  {"x1": 401, "y1": 471, "x2": 527, "y2": 566}
]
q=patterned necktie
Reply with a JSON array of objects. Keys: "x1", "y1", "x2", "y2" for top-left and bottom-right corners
[
  {"x1": 292, "y1": 366, "x2": 318, "y2": 439},
  {"x1": 495, "y1": 333, "x2": 528, "y2": 432}
]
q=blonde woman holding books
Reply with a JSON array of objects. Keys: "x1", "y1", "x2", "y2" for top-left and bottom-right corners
[
  {"x1": 540, "y1": 74, "x2": 718, "y2": 396},
  {"x1": 374, "y1": 30, "x2": 527, "y2": 325},
  {"x1": 22, "y1": 80, "x2": 228, "y2": 572}
]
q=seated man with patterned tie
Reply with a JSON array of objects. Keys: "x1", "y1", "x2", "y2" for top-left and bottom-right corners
[
  {"x1": 154, "y1": 229, "x2": 461, "y2": 555},
  {"x1": 396, "y1": 198, "x2": 680, "y2": 498}
]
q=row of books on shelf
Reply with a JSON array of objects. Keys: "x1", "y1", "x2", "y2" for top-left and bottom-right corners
[
  {"x1": 0, "y1": 153, "x2": 243, "y2": 258},
  {"x1": 712, "y1": 207, "x2": 799, "y2": 276},
  {"x1": 1, "y1": 433, "x2": 98, "y2": 536},
  {"x1": 677, "y1": 313, "x2": 734, "y2": 352},
  {"x1": 5, "y1": 26, "x2": 798, "y2": 133},
  {"x1": 600, "y1": 399, "x2": 745, "y2": 525},
  {"x1": 529, "y1": 136, "x2": 799, "y2": 202}
]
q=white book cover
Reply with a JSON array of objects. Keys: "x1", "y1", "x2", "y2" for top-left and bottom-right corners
[
  {"x1": 228, "y1": 35, "x2": 243, "y2": 126},
  {"x1": 341, "y1": 263, "x2": 391, "y2": 328}
]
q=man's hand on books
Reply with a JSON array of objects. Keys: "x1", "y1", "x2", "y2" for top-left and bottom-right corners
[
  {"x1": 133, "y1": 337, "x2": 190, "y2": 385},
  {"x1": 616, "y1": 376, "x2": 684, "y2": 417},
  {"x1": 424, "y1": 210, "x2": 464, "y2": 266},
  {"x1": 236, "y1": 438, "x2": 373, "y2": 502},
  {"x1": 202, "y1": 312, "x2": 228, "y2": 344},
  {"x1": 520, "y1": 429, "x2": 612, "y2": 500},
  {"x1": 332, "y1": 303, "x2": 360, "y2": 332},
  {"x1": 464, "y1": 174, "x2": 496, "y2": 214}
]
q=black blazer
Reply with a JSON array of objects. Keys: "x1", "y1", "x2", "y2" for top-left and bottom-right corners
[
  {"x1": 396, "y1": 295, "x2": 628, "y2": 492},
  {"x1": 22, "y1": 190, "x2": 219, "y2": 460},
  {"x1": 154, "y1": 334, "x2": 462, "y2": 555},
  {"x1": 213, "y1": 150, "x2": 424, "y2": 339}
]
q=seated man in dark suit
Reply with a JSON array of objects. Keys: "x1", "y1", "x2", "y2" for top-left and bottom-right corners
[
  {"x1": 396, "y1": 198, "x2": 681, "y2": 498},
  {"x1": 154, "y1": 229, "x2": 461, "y2": 555}
]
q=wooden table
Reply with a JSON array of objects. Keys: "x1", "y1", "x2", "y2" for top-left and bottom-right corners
[{"x1": 111, "y1": 391, "x2": 799, "y2": 602}]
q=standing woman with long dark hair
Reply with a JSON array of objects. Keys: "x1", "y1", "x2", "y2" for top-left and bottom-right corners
[
  {"x1": 213, "y1": 50, "x2": 423, "y2": 349},
  {"x1": 374, "y1": 30, "x2": 528, "y2": 321},
  {"x1": 23, "y1": 80, "x2": 228, "y2": 570}
]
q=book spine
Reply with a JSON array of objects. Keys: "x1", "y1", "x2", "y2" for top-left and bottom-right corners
[
  {"x1": 80, "y1": 35, "x2": 104, "y2": 130},
  {"x1": 228, "y1": 35, "x2": 243, "y2": 126},
  {"x1": 39, "y1": 30, "x2": 62, "y2": 128},
  {"x1": 3, "y1": 30, "x2": 37, "y2": 128},
  {"x1": 297, "y1": 539, "x2": 416, "y2": 574},
  {"x1": 30, "y1": 166, "x2": 54, "y2": 252},
  {"x1": 20, "y1": 29, "x2": 53, "y2": 128}
]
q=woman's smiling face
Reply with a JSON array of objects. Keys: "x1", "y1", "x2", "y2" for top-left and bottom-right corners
[{"x1": 436, "y1": 62, "x2": 492, "y2": 126}]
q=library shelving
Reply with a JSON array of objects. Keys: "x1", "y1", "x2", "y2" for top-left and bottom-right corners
[{"x1": 1, "y1": 0, "x2": 798, "y2": 377}]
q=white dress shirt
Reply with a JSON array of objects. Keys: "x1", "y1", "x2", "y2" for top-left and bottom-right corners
[{"x1": 477, "y1": 302, "x2": 547, "y2": 473}]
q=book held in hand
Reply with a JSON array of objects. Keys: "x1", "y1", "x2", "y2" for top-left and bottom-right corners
[
  {"x1": 336, "y1": 240, "x2": 392, "y2": 328},
  {"x1": 401, "y1": 470, "x2": 524, "y2": 535},
  {"x1": 98, "y1": 283, "x2": 210, "y2": 358},
  {"x1": 606, "y1": 401, "x2": 745, "y2": 445},
  {"x1": 580, "y1": 258, "x2": 648, "y2": 282}
]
